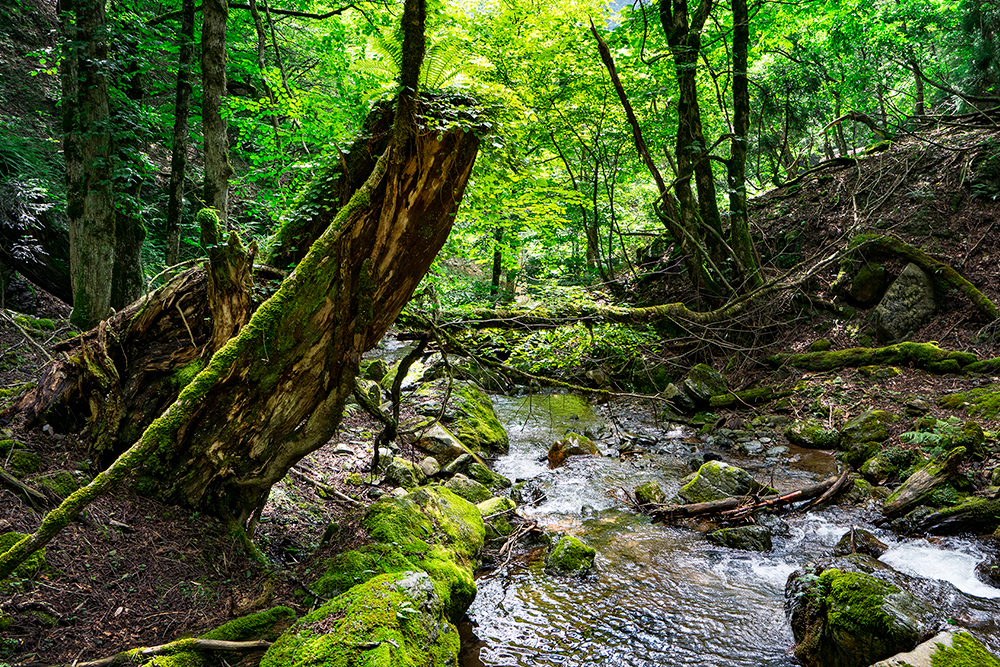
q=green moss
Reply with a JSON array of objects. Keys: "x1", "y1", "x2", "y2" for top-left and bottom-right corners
[
  {"x1": 314, "y1": 544, "x2": 414, "y2": 598},
  {"x1": 769, "y1": 342, "x2": 974, "y2": 373},
  {"x1": 546, "y1": 535, "x2": 596, "y2": 575},
  {"x1": 931, "y1": 631, "x2": 1000, "y2": 667},
  {"x1": 821, "y1": 569, "x2": 899, "y2": 635},
  {"x1": 9, "y1": 450, "x2": 41, "y2": 476},
  {"x1": 172, "y1": 358, "x2": 207, "y2": 391},
  {"x1": 939, "y1": 385, "x2": 1000, "y2": 419},
  {"x1": 449, "y1": 383, "x2": 509, "y2": 456},
  {"x1": 35, "y1": 471, "x2": 80, "y2": 498},
  {"x1": 260, "y1": 571, "x2": 460, "y2": 667},
  {"x1": 709, "y1": 387, "x2": 789, "y2": 409},
  {"x1": 202, "y1": 606, "x2": 296, "y2": 641}
]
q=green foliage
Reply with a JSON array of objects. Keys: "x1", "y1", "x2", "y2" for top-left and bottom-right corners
[{"x1": 901, "y1": 416, "x2": 965, "y2": 456}]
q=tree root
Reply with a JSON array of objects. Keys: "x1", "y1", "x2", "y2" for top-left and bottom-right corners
[{"x1": 50, "y1": 638, "x2": 272, "y2": 667}]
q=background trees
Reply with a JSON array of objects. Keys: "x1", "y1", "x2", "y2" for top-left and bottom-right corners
[{"x1": 2, "y1": 0, "x2": 996, "y2": 320}]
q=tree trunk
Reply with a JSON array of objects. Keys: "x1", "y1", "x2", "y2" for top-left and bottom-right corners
[
  {"x1": 165, "y1": 0, "x2": 195, "y2": 267},
  {"x1": 11, "y1": 96, "x2": 481, "y2": 522},
  {"x1": 491, "y1": 225, "x2": 503, "y2": 298},
  {"x1": 726, "y1": 0, "x2": 759, "y2": 288},
  {"x1": 0, "y1": 180, "x2": 73, "y2": 304},
  {"x1": 202, "y1": 0, "x2": 233, "y2": 226},
  {"x1": 65, "y1": 0, "x2": 116, "y2": 329}
]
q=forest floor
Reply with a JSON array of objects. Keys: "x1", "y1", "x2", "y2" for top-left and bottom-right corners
[{"x1": 4, "y1": 122, "x2": 1000, "y2": 665}]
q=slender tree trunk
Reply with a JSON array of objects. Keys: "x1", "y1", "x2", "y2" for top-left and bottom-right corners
[
  {"x1": 490, "y1": 225, "x2": 503, "y2": 298},
  {"x1": 202, "y1": 0, "x2": 233, "y2": 226},
  {"x1": 726, "y1": 0, "x2": 759, "y2": 288},
  {"x1": 910, "y1": 56, "x2": 925, "y2": 116},
  {"x1": 165, "y1": 0, "x2": 195, "y2": 267},
  {"x1": 248, "y1": 0, "x2": 282, "y2": 154},
  {"x1": 66, "y1": 0, "x2": 116, "y2": 329}
]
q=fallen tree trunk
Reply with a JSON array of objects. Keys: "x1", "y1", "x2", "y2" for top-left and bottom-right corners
[{"x1": 649, "y1": 472, "x2": 848, "y2": 522}]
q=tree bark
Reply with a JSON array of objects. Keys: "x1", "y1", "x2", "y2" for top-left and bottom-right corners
[
  {"x1": 65, "y1": 0, "x2": 116, "y2": 329},
  {"x1": 202, "y1": 0, "x2": 233, "y2": 226},
  {"x1": 165, "y1": 0, "x2": 196, "y2": 267}
]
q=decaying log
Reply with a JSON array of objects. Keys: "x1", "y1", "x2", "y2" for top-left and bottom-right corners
[
  {"x1": 882, "y1": 446, "x2": 966, "y2": 518},
  {"x1": 649, "y1": 471, "x2": 849, "y2": 522},
  {"x1": 58, "y1": 638, "x2": 272, "y2": 667}
]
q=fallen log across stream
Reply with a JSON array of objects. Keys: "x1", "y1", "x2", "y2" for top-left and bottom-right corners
[{"x1": 646, "y1": 470, "x2": 852, "y2": 523}]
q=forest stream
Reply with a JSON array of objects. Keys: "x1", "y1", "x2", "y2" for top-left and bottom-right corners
[{"x1": 460, "y1": 393, "x2": 1000, "y2": 667}]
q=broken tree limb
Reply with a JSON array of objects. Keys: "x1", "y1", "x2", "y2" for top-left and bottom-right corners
[
  {"x1": 649, "y1": 473, "x2": 844, "y2": 522},
  {"x1": 56, "y1": 638, "x2": 272, "y2": 667}
]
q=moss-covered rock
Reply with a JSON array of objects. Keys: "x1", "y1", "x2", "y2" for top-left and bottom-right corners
[
  {"x1": 413, "y1": 380, "x2": 509, "y2": 457},
  {"x1": 954, "y1": 420, "x2": 986, "y2": 459},
  {"x1": 869, "y1": 630, "x2": 1000, "y2": 667},
  {"x1": 464, "y1": 462, "x2": 511, "y2": 491},
  {"x1": 786, "y1": 420, "x2": 841, "y2": 449},
  {"x1": 34, "y1": 470, "x2": 82, "y2": 498},
  {"x1": 9, "y1": 449, "x2": 41, "y2": 477},
  {"x1": 860, "y1": 447, "x2": 915, "y2": 485},
  {"x1": 706, "y1": 525, "x2": 772, "y2": 552},
  {"x1": 938, "y1": 385, "x2": 1000, "y2": 419},
  {"x1": 682, "y1": 363, "x2": 728, "y2": 406},
  {"x1": 443, "y1": 473, "x2": 491, "y2": 504},
  {"x1": 848, "y1": 263, "x2": 888, "y2": 306},
  {"x1": 261, "y1": 571, "x2": 460, "y2": 667},
  {"x1": 362, "y1": 486, "x2": 485, "y2": 622},
  {"x1": 677, "y1": 461, "x2": 773, "y2": 504},
  {"x1": 840, "y1": 410, "x2": 896, "y2": 448},
  {"x1": 545, "y1": 536, "x2": 596, "y2": 576},
  {"x1": 547, "y1": 432, "x2": 599, "y2": 467},
  {"x1": 384, "y1": 458, "x2": 427, "y2": 490},
  {"x1": 786, "y1": 564, "x2": 937, "y2": 667},
  {"x1": 874, "y1": 263, "x2": 937, "y2": 343},
  {"x1": 709, "y1": 387, "x2": 790, "y2": 410},
  {"x1": 413, "y1": 422, "x2": 477, "y2": 467},
  {"x1": 634, "y1": 481, "x2": 666, "y2": 507}
]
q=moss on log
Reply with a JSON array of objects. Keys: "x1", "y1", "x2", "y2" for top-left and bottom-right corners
[{"x1": 768, "y1": 342, "x2": 979, "y2": 373}]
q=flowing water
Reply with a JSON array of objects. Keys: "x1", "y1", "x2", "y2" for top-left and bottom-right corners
[{"x1": 463, "y1": 392, "x2": 1000, "y2": 667}]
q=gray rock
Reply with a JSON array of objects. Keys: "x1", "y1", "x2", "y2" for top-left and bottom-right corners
[
  {"x1": 443, "y1": 473, "x2": 492, "y2": 504},
  {"x1": 706, "y1": 525, "x2": 772, "y2": 551},
  {"x1": 419, "y1": 456, "x2": 440, "y2": 478},
  {"x1": 833, "y1": 528, "x2": 888, "y2": 558},
  {"x1": 511, "y1": 479, "x2": 547, "y2": 506},
  {"x1": 634, "y1": 481, "x2": 666, "y2": 506},
  {"x1": 875, "y1": 263, "x2": 937, "y2": 343},
  {"x1": 661, "y1": 382, "x2": 697, "y2": 413},
  {"x1": 412, "y1": 422, "x2": 473, "y2": 466}
]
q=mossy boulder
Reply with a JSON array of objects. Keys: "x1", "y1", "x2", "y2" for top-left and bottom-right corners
[
  {"x1": 359, "y1": 486, "x2": 485, "y2": 622},
  {"x1": 860, "y1": 447, "x2": 915, "y2": 485},
  {"x1": 677, "y1": 461, "x2": 773, "y2": 504},
  {"x1": 939, "y1": 385, "x2": 1000, "y2": 419},
  {"x1": 547, "y1": 432, "x2": 599, "y2": 467},
  {"x1": 786, "y1": 561, "x2": 938, "y2": 667},
  {"x1": 954, "y1": 420, "x2": 986, "y2": 459},
  {"x1": 464, "y1": 462, "x2": 512, "y2": 491},
  {"x1": 706, "y1": 525, "x2": 772, "y2": 552},
  {"x1": 848, "y1": 263, "x2": 888, "y2": 306},
  {"x1": 785, "y1": 419, "x2": 841, "y2": 449},
  {"x1": 34, "y1": 470, "x2": 82, "y2": 498},
  {"x1": 681, "y1": 363, "x2": 728, "y2": 407},
  {"x1": 412, "y1": 422, "x2": 477, "y2": 467},
  {"x1": 545, "y1": 536, "x2": 596, "y2": 576},
  {"x1": 384, "y1": 458, "x2": 427, "y2": 490},
  {"x1": 363, "y1": 358, "x2": 389, "y2": 382},
  {"x1": 261, "y1": 571, "x2": 459, "y2": 667},
  {"x1": 634, "y1": 481, "x2": 666, "y2": 507},
  {"x1": 870, "y1": 630, "x2": 1000, "y2": 667},
  {"x1": 9, "y1": 449, "x2": 41, "y2": 477},
  {"x1": 443, "y1": 473, "x2": 491, "y2": 504},
  {"x1": 413, "y1": 380, "x2": 509, "y2": 457},
  {"x1": 840, "y1": 410, "x2": 896, "y2": 448}
]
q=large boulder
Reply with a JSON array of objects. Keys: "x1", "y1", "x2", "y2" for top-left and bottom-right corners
[
  {"x1": 412, "y1": 380, "x2": 509, "y2": 456},
  {"x1": 785, "y1": 556, "x2": 940, "y2": 667},
  {"x1": 677, "y1": 460, "x2": 772, "y2": 504},
  {"x1": 261, "y1": 571, "x2": 459, "y2": 667},
  {"x1": 839, "y1": 410, "x2": 896, "y2": 468},
  {"x1": 681, "y1": 363, "x2": 728, "y2": 407},
  {"x1": 785, "y1": 419, "x2": 841, "y2": 449},
  {"x1": 313, "y1": 486, "x2": 485, "y2": 622},
  {"x1": 882, "y1": 447, "x2": 966, "y2": 518},
  {"x1": 875, "y1": 263, "x2": 937, "y2": 343},
  {"x1": 411, "y1": 422, "x2": 476, "y2": 467},
  {"x1": 870, "y1": 630, "x2": 1000, "y2": 667},
  {"x1": 384, "y1": 457, "x2": 427, "y2": 490},
  {"x1": 443, "y1": 473, "x2": 492, "y2": 504}
]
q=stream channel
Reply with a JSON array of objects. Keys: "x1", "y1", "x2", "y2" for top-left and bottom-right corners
[{"x1": 459, "y1": 391, "x2": 1000, "y2": 667}]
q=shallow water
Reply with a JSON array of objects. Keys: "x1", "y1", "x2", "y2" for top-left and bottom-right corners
[{"x1": 466, "y1": 392, "x2": 1000, "y2": 666}]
